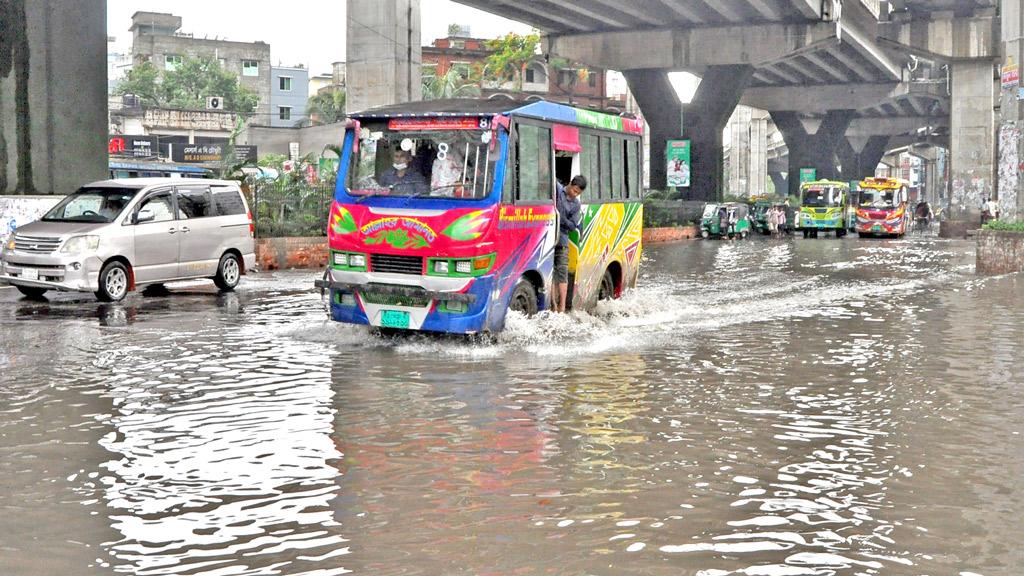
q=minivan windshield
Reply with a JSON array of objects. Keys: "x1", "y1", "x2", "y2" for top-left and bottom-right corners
[
  {"x1": 348, "y1": 118, "x2": 497, "y2": 200},
  {"x1": 42, "y1": 187, "x2": 141, "y2": 223}
]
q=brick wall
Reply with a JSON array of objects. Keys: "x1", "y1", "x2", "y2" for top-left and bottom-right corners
[
  {"x1": 256, "y1": 237, "x2": 328, "y2": 271},
  {"x1": 643, "y1": 226, "x2": 698, "y2": 244},
  {"x1": 976, "y1": 230, "x2": 1024, "y2": 275}
]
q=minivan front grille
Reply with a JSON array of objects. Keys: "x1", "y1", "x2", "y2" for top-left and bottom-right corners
[
  {"x1": 13, "y1": 235, "x2": 62, "y2": 254},
  {"x1": 370, "y1": 254, "x2": 423, "y2": 275}
]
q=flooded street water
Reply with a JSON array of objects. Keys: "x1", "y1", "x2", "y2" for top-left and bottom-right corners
[{"x1": 1, "y1": 236, "x2": 1021, "y2": 576}]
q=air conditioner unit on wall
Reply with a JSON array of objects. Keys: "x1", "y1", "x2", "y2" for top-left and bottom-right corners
[{"x1": 206, "y1": 96, "x2": 225, "y2": 110}]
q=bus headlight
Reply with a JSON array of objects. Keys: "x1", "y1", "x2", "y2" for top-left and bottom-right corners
[
  {"x1": 434, "y1": 261, "x2": 449, "y2": 274},
  {"x1": 455, "y1": 261, "x2": 472, "y2": 275},
  {"x1": 60, "y1": 235, "x2": 100, "y2": 255},
  {"x1": 349, "y1": 254, "x2": 366, "y2": 268}
]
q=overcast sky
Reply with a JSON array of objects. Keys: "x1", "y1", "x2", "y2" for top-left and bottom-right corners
[{"x1": 107, "y1": 0, "x2": 533, "y2": 76}]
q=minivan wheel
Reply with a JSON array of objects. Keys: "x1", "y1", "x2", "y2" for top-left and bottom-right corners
[
  {"x1": 96, "y1": 261, "x2": 130, "y2": 302},
  {"x1": 16, "y1": 286, "x2": 47, "y2": 299},
  {"x1": 214, "y1": 253, "x2": 241, "y2": 291}
]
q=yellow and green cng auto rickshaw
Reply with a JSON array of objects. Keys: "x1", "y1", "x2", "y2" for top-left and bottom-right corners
[
  {"x1": 796, "y1": 180, "x2": 851, "y2": 238},
  {"x1": 700, "y1": 202, "x2": 752, "y2": 239}
]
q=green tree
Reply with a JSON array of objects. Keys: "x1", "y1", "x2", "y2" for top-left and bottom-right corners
[
  {"x1": 422, "y1": 68, "x2": 481, "y2": 100},
  {"x1": 161, "y1": 56, "x2": 258, "y2": 115},
  {"x1": 306, "y1": 90, "x2": 347, "y2": 125},
  {"x1": 447, "y1": 23, "x2": 462, "y2": 37},
  {"x1": 116, "y1": 56, "x2": 257, "y2": 115},
  {"x1": 483, "y1": 31, "x2": 540, "y2": 91},
  {"x1": 115, "y1": 61, "x2": 163, "y2": 107}
]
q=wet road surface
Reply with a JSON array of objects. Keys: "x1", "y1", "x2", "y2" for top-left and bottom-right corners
[{"x1": 1, "y1": 235, "x2": 1022, "y2": 575}]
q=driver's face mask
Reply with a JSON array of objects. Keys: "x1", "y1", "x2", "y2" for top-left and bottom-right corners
[{"x1": 393, "y1": 162, "x2": 408, "y2": 171}]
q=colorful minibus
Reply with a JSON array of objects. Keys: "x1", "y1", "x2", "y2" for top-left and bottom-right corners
[
  {"x1": 855, "y1": 177, "x2": 912, "y2": 238},
  {"x1": 796, "y1": 180, "x2": 851, "y2": 238},
  {"x1": 315, "y1": 99, "x2": 644, "y2": 334}
]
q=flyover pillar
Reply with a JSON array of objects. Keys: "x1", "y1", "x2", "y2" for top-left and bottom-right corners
[
  {"x1": 345, "y1": 0, "x2": 421, "y2": 113},
  {"x1": 624, "y1": 66, "x2": 753, "y2": 200},
  {"x1": 0, "y1": 0, "x2": 107, "y2": 194},
  {"x1": 771, "y1": 110, "x2": 855, "y2": 196},
  {"x1": 837, "y1": 135, "x2": 890, "y2": 182},
  {"x1": 949, "y1": 61, "x2": 996, "y2": 221}
]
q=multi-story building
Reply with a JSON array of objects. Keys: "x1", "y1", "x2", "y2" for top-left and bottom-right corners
[
  {"x1": 420, "y1": 33, "x2": 623, "y2": 111},
  {"x1": 129, "y1": 11, "x2": 272, "y2": 119},
  {"x1": 270, "y1": 66, "x2": 310, "y2": 127}
]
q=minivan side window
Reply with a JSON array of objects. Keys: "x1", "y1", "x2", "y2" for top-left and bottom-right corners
[
  {"x1": 212, "y1": 187, "x2": 246, "y2": 216},
  {"x1": 177, "y1": 186, "x2": 213, "y2": 219},
  {"x1": 137, "y1": 192, "x2": 175, "y2": 223}
]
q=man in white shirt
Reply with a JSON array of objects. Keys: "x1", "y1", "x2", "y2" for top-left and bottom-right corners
[{"x1": 982, "y1": 197, "x2": 1000, "y2": 225}]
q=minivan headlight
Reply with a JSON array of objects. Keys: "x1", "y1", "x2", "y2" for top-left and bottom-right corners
[{"x1": 60, "y1": 235, "x2": 100, "y2": 255}]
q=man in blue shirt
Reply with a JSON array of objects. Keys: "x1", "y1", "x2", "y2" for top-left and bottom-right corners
[
  {"x1": 554, "y1": 175, "x2": 586, "y2": 312},
  {"x1": 378, "y1": 148, "x2": 428, "y2": 195}
]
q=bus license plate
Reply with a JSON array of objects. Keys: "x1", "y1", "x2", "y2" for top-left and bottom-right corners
[{"x1": 380, "y1": 310, "x2": 410, "y2": 329}]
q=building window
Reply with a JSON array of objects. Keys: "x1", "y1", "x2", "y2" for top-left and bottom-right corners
[
  {"x1": 525, "y1": 68, "x2": 535, "y2": 83},
  {"x1": 452, "y1": 62, "x2": 471, "y2": 80},
  {"x1": 279, "y1": 76, "x2": 292, "y2": 91},
  {"x1": 165, "y1": 54, "x2": 183, "y2": 71},
  {"x1": 218, "y1": 57, "x2": 227, "y2": 70},
  {"x1": 451, "y1": 39, "x2": 465, "y2": 49},
  {"x1": 559, "y1": 70, "x2": 575, "y2": 86},
  {"x1": 242, "y1": 60, "x2": 259, "y2": 77},
  {"x1": 588, "y1": 71, "x2": 597, "y2": 87},
  {"x1": 279, "y1": 106, "x2": 292, "y2": 121}
]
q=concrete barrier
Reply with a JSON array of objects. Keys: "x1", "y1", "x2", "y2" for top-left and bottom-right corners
[
  {"x1": 643, "y1": 226, "x2": 698, "y2": 243},
  {"x1": 976, "y1": 229, "x2": 1024, "y2": 275},
  {"x1": 255, "y1": 237, "x2": 328, "y2": 270}
]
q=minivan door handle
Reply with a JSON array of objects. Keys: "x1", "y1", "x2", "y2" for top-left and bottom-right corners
[
  {"x1": 180, "y1": 226, "x2": 191, "y2": 233},
  {"x1": 167, "y1": 227, "x2": 177, "y2": 234}
]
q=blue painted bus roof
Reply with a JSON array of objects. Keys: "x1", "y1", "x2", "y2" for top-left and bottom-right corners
[{"x1": 351, "y1": 98, "x2": 627, "y2": 124}]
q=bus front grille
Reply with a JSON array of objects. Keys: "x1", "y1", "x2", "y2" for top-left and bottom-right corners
[{"x1": 370, "y1": 254, "x2": 424, "y2": 275}]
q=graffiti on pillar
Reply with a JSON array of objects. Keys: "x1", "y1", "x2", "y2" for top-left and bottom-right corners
[
  {"x1": 0, "y1": 0, "x2": 36, "y2": 194},
  {"x1": 997, "y1": 123, "x2": 1020, "y2": 221}
]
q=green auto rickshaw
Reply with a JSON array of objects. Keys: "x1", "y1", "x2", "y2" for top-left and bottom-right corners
[
  {"x1": 700, "y1": 202, "x2": 752, "y2": 240},
  {"x1": 751, "y1": 199, "x2": 773, "y2": 234}
]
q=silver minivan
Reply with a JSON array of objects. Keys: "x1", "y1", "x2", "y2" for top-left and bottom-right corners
[{"x1": 1, "y1": 178, "x2": 256, "y2": 301}]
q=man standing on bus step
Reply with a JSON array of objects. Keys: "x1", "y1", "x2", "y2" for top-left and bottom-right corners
[{"x1": 554, "y1": 175, "x2": 586, "y2": 313}]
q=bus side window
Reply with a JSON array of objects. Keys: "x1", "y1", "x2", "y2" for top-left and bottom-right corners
[
  {"x1": 626, "y1": 140, "x2": 639, "y2": 199},
  {"x1": 502, "y1": 132, "x2": 516, "y2": 204},
  {"x1": 599, "y1": 136, "x2": 612, "y2": 201},
  {"x1": 610, "y1": 138, "x2": 624, "y2": 199},
  {"x1": 516, "y1": 123, "x2": 552, "y2": 202},
  {"x1": 580, "y1": 133, "x2": 599, "y2": 202}
]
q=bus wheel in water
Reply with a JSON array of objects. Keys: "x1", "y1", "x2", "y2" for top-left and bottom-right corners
[
  {"x1": 598, "y1": 269, "x2": 615, "y2": 301},
  {"x1": 508, "y1": 279, "x2": 538, "y2": 317}
]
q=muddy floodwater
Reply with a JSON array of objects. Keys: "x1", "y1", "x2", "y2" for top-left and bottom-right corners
[{"x1": 1, "y1": 236, "x2": 1022, "y2": 576}]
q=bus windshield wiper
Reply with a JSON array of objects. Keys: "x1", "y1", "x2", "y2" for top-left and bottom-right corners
[{"x1": 354, "y1": 188, "x2": 389, "y2": 203}]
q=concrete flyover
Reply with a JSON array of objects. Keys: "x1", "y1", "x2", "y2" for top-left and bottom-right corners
[{"x1": 453, "y1": 0, "x2": 997, "y2": 208}]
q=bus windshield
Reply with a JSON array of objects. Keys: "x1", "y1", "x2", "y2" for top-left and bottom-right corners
[
  {"x1": 802, "y1": 187, "x2": 843, "y2": 208},
  {"x1": 860, "y1": 188, "x2": 897, "y2": 208},
  {"x1": 348, "y1": 120, "x2": 497, "y2": 200}
]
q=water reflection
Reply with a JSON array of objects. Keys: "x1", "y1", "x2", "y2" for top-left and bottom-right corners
[
  {"x1": 0, "y1": 239, "x2": 1020, "y2": 576},
  {"x1": 95, "y1": 327, "x2": 346, "y2": 575}
]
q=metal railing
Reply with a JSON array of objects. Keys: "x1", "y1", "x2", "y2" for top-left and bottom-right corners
[{"x1": 250, "y1": 181, "x2": 333, "y2": 238}]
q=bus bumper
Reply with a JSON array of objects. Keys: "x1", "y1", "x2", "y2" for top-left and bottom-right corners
[{"x1": 316, "y1": 272, "x2": 495, "y2": 334}]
